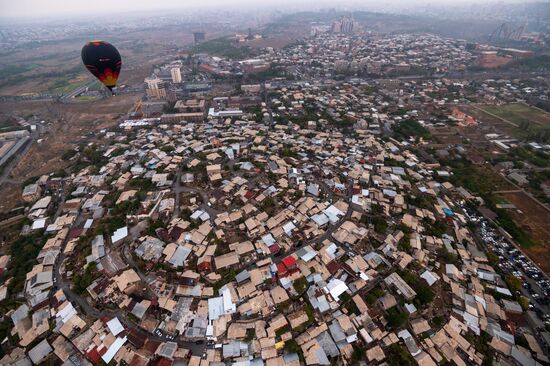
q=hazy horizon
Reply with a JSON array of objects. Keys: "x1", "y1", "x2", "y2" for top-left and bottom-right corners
[{"x1": 0, "y1": 0, "x2": 540, "y2": 20}]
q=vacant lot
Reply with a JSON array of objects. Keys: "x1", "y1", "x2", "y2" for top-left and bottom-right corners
[
  {"x1": 0, "y1": 94, "x2": 139, "y2": 212},
  {"x1": 502, "y1": 191, "x2": 550, "y2": 272}
]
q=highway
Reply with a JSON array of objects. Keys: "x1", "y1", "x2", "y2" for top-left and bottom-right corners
[{"x1": 0, "y1": 137, "x2": 33, "y2": 186}]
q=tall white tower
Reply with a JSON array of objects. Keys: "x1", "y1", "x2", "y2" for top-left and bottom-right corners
[{"x1": 171, "y1": 67, "x2": 182, "y2": 83}]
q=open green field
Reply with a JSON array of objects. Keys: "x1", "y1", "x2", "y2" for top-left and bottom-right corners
[
  {"x1": 481, "y1": 103, "x2": 550, "y2": 127},
  {"x1": 51, "y1": 81, "x2": 82, "y2": 95},
  {"x1": 478, "y1": 103, "x2": 550, "y2": 143},
  {"x1": 74, "y1": 96, "x2": 99, "y2": 102},
  {"x1": 192, "y1": 37, "x2": 258, "y2": 59},
  {"x1": 87, "y1": 81, "x2": 103, "y2": 91}
]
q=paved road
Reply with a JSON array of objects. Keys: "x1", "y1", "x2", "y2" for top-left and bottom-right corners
[
  {"x1": 53, "y1": 247, "x2": 206, "y2": 355},
  {"x1": 173, "y1": 174, "x2": 223, "y2": 220},
  {"x1": 51, "y1": 200, "x2": 206, "y2": 355},
  {"x1": 49, "y1": 161, "x2": 351, "y2": 357},
  {"x1": 0, "y1": 137, "x2": 33, "y2": 186},
  {"x1": 61, "y1": 80, "x2": 97, "y2": 101}
]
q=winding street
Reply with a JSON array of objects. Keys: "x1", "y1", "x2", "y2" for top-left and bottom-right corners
[
  {"x1": 173, "y1": 170, "x2": 223, "y2": 220},
  {"x1": 50, "y1": 165, "x2": 354, "y2": 357},
  {"x1": 52, "y1": 214, "x2": 206, "y2": 355}
]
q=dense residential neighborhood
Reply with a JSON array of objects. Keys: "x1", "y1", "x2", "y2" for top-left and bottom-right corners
[{"x1": 1, "y1": 23, "x2": 550, "y2": 366}]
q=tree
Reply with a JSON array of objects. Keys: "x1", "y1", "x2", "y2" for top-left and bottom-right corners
[
  {"x1": 518, "y1": 296, "x2": 529, "y2": 311},
  {"x1": 387, "y1": 344, "x2": 416, "y2": 366},
  {"x1": 487, "y1": 251, "x2": 500, "y2": 266},
  {"x1": 373, "y1": 216, "x2": 388, "y2": 234},
  {"x1": 72, "y1": 262, "x2": 98, "y2": 294},
  {"x1": 386, "y1": 307, "x2": 408, "y2": 329},
  {"x1": 415, "y1": 284, "x2": 434, "y2": 306},
  {"x1": 505, "y1": 275, "x2": 521, "y2": 293},
  {"x1": 293, "y1": 277, "x2": 309, "y2": 294}
]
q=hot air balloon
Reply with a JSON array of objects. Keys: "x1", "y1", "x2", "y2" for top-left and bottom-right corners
[{"x1": 81, "y1": 40, "x2": 121, "y2": 95}]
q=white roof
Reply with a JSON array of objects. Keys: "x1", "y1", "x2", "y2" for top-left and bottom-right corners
[
  {"x1": 261, "y1": 233, "x2": 276, "y2": 246},
  {"x1": 325, "y1": 243, "x2": 338, "y2": 260},
  {"x1": 208, "y1": 296, "x2": 224, "y2": 322},
  {"x1": 106, "y1": 317, "x2": 124, "y2": 336},
  {"x1": 311, "y1": 213, "x2": 330, "y2": 226},
  {"x1": 190, "y1": 210, "x2": 204, "y2": 220},
  {"x1": 495, "y1": 286, "x2": 512, "y2": 296},
  {"x1": 168, "y1": 246, "x2": 191, "y2": 267},
  {"x1": 297, "y1": 245, "x2": 317, "y2": 262},
  {"x1": 325, "y1": 278, "x2": 348, "y2": 301},
  {"x1": 101, "y1": 336, "x2": 127, "y2": 363},
  {"x1": 30, "y1": 196, "x2": 52, "y2": 211},
  {"x1": 420, "y1": 270, "x2": 439, "y2": 286},
  {"x1": 360, "y1": 328, "x2": 373, "y2": 343},
  {"x1": 111, "y1": 227, "x2": 128, "y2": 243},
  {"x1": 32, "y1": 218, "x2": 47, "y2": 230},
  {"x1": 283, "y1": 221, "x2": 296, "y2": 236},
  {"x1": 57, "y1": 303, "x2": 77, "y2": 324},
  {"x1": 405, "y1": 303, "x2": 417, "y2": 314},
  {"x1": 324, "y1": 205, "x2": 344, "y2": 223},
  {"x1": 222, "y1": 287, "x2": 236, "y2": 314}
]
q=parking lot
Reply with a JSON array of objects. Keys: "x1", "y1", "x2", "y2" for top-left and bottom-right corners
[{"x1": 461, "y1": 205, "x2": 550, "y2": 327}]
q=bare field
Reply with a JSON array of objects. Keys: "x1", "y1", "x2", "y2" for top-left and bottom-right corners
[
  {"x1": 502, "y1": 191, "x2": 550, "y2": 272},
  {"x1": 0, "y1": 94, "x2": 139, "y2": 212}
]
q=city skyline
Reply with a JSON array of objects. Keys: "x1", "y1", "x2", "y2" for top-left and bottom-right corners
[{"x1": 0, "y1": 0, "x2": 538, "y2": 19}]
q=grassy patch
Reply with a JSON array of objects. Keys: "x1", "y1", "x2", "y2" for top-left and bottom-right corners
[
  {"x1": 480, "y1": 103, "x2": 550, "y2": 142},
  {"x1": 51, "y1": 79, "x2": 82, "y2": 95},
  {"x1": 192, "y1": 37, "x2": 257, "y2": 59},
  {"x1": 508, "y1": 146, "x2": 549, "y2": 168},
  {"x1": 481, "y1": 103, "x2": 550, "y2": 127},
  {"x1": 74, "y1": 95, "x2": 99, "y2": 102}
]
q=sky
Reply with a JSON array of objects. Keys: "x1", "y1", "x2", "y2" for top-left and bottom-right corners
[{"x1": 0, "y1": 0, "x2": 532, "y2": 19}]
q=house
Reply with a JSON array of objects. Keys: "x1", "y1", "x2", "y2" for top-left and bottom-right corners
[
  {"x1": 111, "y1": 227, "x2": 128, "y2": 245},
  {"x1": 378, "y1": 294, "x2": 397, "y2": 310},
  {"x1": 22, "y1": 183, "x2": 41, "y2": 202},
  {"x1": 28, "y1": 339, "x2": 53, "y2": 365},
  {"x1": 214, "y1": 252, "x2": 239, "y2": 270}
]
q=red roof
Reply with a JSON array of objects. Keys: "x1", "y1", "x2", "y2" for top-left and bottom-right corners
[
  {"x1": 281, "y1": 256, "x2": 297, "y2": 269},
  {"x1": 268, "y1": 244, "x2": 281, "y2": 254},
  {"x1": 276, "y1": 262, "x2": 287, "y2": 275},
  {"x1": 67, "y1": 228, "x2": 84, "y2": 240},
  {"x1": 244, "y1": 190, "x2": 256, "y2": 199},
  {"x1": 100, "y1": 315, "x2": 110, "y2": 323},
  {"x1": 326, "y1": 261, "x2": 341, "y2": 275},
  {"x1": 155, "y1": 358, "x2": 173, "y2": 366},
  {"x1": 198, "y1": 261, "x2": 212, "y2": 271},
  {"x1": 86, "y1": 348, "x2": 101, "y2": 364}
]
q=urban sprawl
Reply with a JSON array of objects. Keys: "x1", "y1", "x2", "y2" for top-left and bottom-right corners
[{"x1": 1, "y1": 23, "x2": 550, "y2": 366}]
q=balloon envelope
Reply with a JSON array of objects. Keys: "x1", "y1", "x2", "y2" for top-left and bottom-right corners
[{"x1": 81, "y1": 40, "x2": 121, "y2": 93}]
